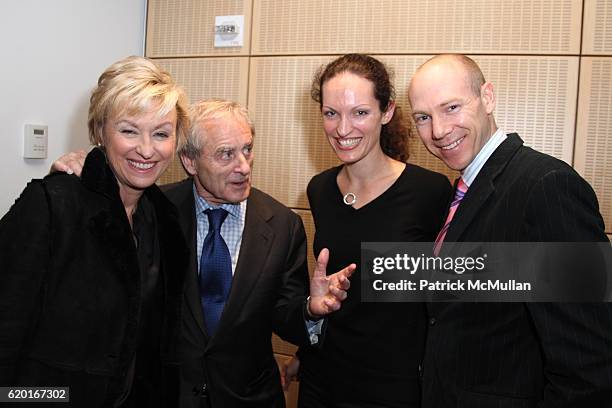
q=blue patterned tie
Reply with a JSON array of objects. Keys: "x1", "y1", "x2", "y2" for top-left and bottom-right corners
[{"x1": 199, "y1": 208, "x2": 232, "y2": 336}]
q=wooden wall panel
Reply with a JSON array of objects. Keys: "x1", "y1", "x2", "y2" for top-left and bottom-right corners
[
  {"x1": 157, "y1": 157, "x2": 188, "y2": 187},
  {"x1": 147, "y1": 0, "x2": 252, "y2": 57},
  {"x1": 583, "y1": 0, "x2": 612, "y2": 55},
  {"x1": 574, "y1": 57, "x2": 612, "y2": 233},
  {"x1": 155, "y1": 57, "x2": 249, "y2": 105},
  {"x1": 252, "y1": 0, "x2": 581, "y2": 55},
  {"x1": 248, "y1": 56, "x2": 340, "y2": 209},
  {"x1": 249, "y1": 55, "x2": 579, "y2": 206},
  {"x1": 294, "y1": 209, "x2": 316, "y2": 276},
  {"x1": 470, "y1": 56, "x2": 579, "y2": 164},
  {"x1": 274, "y1": 354, "x2": 299, "y2": 408},
  {"x1": 272, "y1": 333, "x2": 298, "y2": 356},
  {"x1": 155, "y1": 57, "x2": 249, "y2": 186}
]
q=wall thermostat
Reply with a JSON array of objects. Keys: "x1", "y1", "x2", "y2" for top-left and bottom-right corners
[
  {"x1": 214, "y1": 15, "x2": 244, "y2": 47},
  {"x1": 24, "y1": 124, "x2": 48, "y2": 159}
]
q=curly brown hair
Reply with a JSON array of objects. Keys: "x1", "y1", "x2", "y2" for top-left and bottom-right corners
[{"x1": 311, "y1": 54, "x2": 410, "y2": 162}]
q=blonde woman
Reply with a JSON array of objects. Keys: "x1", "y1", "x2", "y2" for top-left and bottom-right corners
[{"x1": 0, "y1": 56, "x2": 189, "y2": 407}]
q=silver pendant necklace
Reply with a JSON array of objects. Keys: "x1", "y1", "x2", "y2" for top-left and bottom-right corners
[{"x1": 343, "y1": 192, "x2": 357, "y2": 206}]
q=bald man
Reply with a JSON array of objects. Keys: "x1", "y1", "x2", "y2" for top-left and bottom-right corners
[{"x1": 408, "y1": 54, "x2": 612, "y2": 407}]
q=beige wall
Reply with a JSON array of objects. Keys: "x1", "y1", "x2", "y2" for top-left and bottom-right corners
[{"x1": 145, "y1": 0, "x2": 612, "y2": 403}]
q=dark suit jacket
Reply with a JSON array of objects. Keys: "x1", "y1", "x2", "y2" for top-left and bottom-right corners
[
  {"x1": 0, "y1": 148, "x2": 188, "y2": 407},
  {"x1": 163, "y1": 179, "x2": 310, "y2": 408},
  {"x1": 422, "y1": 134, "x2": 612, "y2": 408}
]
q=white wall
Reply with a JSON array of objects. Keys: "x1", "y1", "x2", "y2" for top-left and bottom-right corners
[{"x1": 0, "y1": 0, "x2": 146, "y2": 216}]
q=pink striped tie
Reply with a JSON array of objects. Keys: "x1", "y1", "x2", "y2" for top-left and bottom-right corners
[{"x1": 433, "y1": 178, "x2": 468, "y2": 256}]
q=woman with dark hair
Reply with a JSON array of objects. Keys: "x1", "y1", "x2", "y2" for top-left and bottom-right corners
[{"x1": 282, "y1": 54, "x2": 452, "y2": 407}]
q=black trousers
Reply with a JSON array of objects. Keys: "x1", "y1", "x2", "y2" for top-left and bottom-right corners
[{"x1": 297, "y1": 360, "x2": 420, "y2": 408}]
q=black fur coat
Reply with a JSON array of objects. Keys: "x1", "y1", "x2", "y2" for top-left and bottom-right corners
[{"x1": 0, "y1": 148, "x2": 188, "y2": 407}]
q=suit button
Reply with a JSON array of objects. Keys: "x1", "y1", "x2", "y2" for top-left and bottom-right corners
[
  {"x1": 192, "y1": 384, "x2": 208, "y2": 397},
  {"x1": 429, "y1": 317, "x2": 436, "y2": 326}
]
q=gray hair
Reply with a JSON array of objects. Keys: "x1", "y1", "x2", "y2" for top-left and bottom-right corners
[{"x1": 179, "y1": 99, "x2": 255, "y2": 159}]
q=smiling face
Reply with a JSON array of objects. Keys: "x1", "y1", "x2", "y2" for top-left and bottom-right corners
[
  {"x1": 103, "y1": 103, "x2": 177, "y2": 202},
  {"x1": 321, "y1": 72, "x2": 394, "y2": 165},
  {"x1": 408, "y1": 57, "x2": 497, "y2": 171},
  {"x1": 180, "y1": 115, "x2": 253, "y2": 205}
]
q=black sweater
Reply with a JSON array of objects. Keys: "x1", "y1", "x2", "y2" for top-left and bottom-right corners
[{"x1": 300, "y1": 163, "x2": 451, "y2": 406}]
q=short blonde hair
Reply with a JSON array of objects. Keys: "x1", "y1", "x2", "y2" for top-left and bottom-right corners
[
  {"x1": 179, "y1": 99, "x2": 255, "y2": 160},
  {"x1": 88, "y1": 55, "x2": 189, "y2": 148}
]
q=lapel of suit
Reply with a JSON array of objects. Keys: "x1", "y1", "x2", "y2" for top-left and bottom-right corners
[
  {"x1": 213, "y1": 189, "x2": 274, "y2": 338},
  {"x1": 443, "y1": 134, "x2": 523, "y2": 252},
  {"x1": 174, "y1": 180, "x2": 209, "y2": 338}
]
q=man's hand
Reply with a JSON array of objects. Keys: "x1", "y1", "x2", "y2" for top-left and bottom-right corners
[
  {"x1": 50, "y1": 150, "x2": 87, "y2": 176},
  {"x1": 308, "y1": 248, "x2": 356, "y2": 319},
  {"x1": 279, "y1": 355, "x2": 300, "y2": 391}
]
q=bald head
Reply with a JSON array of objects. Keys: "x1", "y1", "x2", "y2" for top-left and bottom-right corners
[
  {"x1": 410, "y1": 54, "x2": 485, "y2": 98},
  {"x1": 407, "y1": 54, "x2": 497, "y2": 171}
]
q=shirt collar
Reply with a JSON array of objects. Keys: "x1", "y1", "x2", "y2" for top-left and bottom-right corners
[
  {"x1": 461, "y1": 128, "x2": 507, "y2": 187},
  {"x1": 192, "y1": 183, "x2": 245, "y2": 219}
]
